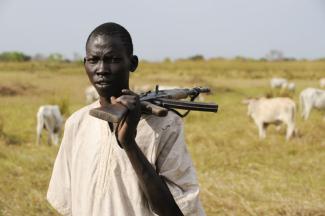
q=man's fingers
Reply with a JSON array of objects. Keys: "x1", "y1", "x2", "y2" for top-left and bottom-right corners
[
  {"x1": 115, "y1": 95, "x2": 136, "y2": 103},
  {"x1": 115, "y1": 96, "x2": 136, "y2": 110},
  {"x1": 110, "y1": 96, "x2": 133, "y2": 111},
  {"x1": 111, "y1": 89, "x2": 139, "y2": 110},
  {"x1": 116, "y1": 99, "x2": 135, "y2": 110},
  {"x1": 121, "y1": 89, "x2": 138, "y2": 96},
  {"x1": 111, "y1": 96, "x2": 117, "y2": 104}
]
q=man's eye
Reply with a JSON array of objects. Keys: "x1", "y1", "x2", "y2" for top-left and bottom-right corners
[
  {"x1": 87, "y1": 58, "x2": 99, "y2": 64},
  {"x1": 111, "y1": 57, "x2": 122, "y2": 63}
]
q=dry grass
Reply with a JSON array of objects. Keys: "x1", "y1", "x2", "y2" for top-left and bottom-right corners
[{"x1": 0, "y1": 60, "x2": 325, "y2": 215}]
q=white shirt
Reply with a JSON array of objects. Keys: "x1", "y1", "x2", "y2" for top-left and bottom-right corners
[{"x1": 47, "y1": 101, "x2": 205, "y2": 216}]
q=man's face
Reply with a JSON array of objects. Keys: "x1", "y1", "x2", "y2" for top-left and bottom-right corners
[{"x1": 84, "y1": 35, "x2": 134, "y2": 98}]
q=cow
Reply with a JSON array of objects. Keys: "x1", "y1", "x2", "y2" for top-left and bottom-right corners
[
  {"x1": 320, "y1": 78, "x2": 325, "y2": 88},
  {"x1": 299, "y1": 88, "x2": 325, "y2": 120},
  {"x1": 243, "y1": 97, "x2": 296, "y2": 140},
  {"x1": 270, "y1": 77, "x2": 288, "y2": 89},
  {"x1": 36, "y1": 105, "x2": 64, "y2": 145},
  {"x1": 85, "y1": 85, "x2": 99, "y2": 104}
]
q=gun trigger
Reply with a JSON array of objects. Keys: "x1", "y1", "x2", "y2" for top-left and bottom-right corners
[{"x1": 155, "y1": 85, "x2": 159, "y2": 94}]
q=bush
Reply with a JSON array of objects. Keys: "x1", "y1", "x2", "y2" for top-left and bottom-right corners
[
  {"x1": 187, "y1": 54, "x2": 205, "y2": 61},
  {"x1": 47, "y1": 53, "x2": 64, "y2": 62},
  {"x1": 0, "y1": 51, "x2": 31, "y2": 62}
]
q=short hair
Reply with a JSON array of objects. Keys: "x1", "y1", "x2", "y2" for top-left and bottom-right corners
[{"x1": 86, "y1": 22, "x2": 133, "y2": 55}]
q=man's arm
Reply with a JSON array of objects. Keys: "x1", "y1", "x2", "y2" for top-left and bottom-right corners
[
  {"x1": 155, "y1": 116, "x2": 205, "y2": 215},
  {"x1": 124, "y1": 139, "x2": 183, "y2": 216},
  {"x1": 111, "y1": 89, "x2": 184, "y2": 216}
]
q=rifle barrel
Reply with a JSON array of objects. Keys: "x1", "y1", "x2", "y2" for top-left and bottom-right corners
[{"x1": 153, "y1": 98, "x2": 218, "y2": 113}]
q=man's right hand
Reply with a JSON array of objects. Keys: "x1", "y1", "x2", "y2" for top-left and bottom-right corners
[{"x1": 111, "y1": 89, "x2": 141, "y2": 149}]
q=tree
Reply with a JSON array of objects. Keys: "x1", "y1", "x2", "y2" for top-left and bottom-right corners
[
  {"x1": 48, "y1": 53, "x2": 64, "y2": 62},
  {"x1": 187, "y1": 54, "x2": 204, "y2": 61},
  {"x1": 265, "y1": 50, "x2": 284, "y2": 61},
  {"x1": 33, "y1": 53, "x2": 47, "y2": 61}
]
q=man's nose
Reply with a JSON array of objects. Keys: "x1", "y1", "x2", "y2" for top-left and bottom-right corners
[{"x1": 97, "y1": 60, "x2": 111, "y2": 74}]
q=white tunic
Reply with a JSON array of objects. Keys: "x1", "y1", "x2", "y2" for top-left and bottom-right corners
[{"x1": 47, "y1": 101, "x2": 205, "y2": 216}]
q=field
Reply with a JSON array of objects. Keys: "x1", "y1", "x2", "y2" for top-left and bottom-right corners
[{"x1": 0, "y1": 60, "x2": 325, "y2": 215}]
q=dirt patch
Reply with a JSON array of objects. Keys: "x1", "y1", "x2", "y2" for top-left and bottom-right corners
[
  {"x1": 0, "y1": 83, "x2": 36, "y2": 96},
  {"x1": 0, "y1": 86, "x2": 18, "y2": 96}
]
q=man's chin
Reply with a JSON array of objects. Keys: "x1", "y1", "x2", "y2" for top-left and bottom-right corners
[{"x1": 96, "y1": 87, "x2": 118, "y2": 99}]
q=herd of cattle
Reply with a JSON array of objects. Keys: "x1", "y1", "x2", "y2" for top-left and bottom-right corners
[
  {"x1": 244, "y1": 77, "x2": 325, "y2": 140},
  {"x1": 36, "y1": 78, "x2": 325, "y2": 145}
]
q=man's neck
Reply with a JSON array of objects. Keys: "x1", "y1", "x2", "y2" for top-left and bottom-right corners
[{"x1": 99, "y1": 96, "x2": 111, "y2": 107}]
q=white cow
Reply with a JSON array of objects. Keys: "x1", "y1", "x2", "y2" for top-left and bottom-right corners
[
  {"x1": 270, "y1": 77, "x2": 288, "y2": 89},
  {"x1": 299, "y1": 88, "x2": 325, "y2": 120},
  {"x1": 36, "y1": 105, "x2": 64, "y2": 145},
  {"x1": 85, "y1": 85, "x2": 99, "y2": 104},
  {"x1": 244, "y1": 97, "x2": 296, "y2": 140},
  {"x1": 134, "y1": 85, "x2": 180, "y2": 93},
  {"x1": 320, "y1": 78, "x2": 325, "y2": 88}
]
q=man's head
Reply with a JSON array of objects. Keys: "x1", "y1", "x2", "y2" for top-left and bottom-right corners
[{"x1": 84, "y1": 22, "x2": 138, "y2": 99}]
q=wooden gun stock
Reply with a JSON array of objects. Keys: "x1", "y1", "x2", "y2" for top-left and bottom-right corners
[
  {"x1": 141, "y1": 101, "x2": 169, "y2": 117},
  {"x1": 89, "y1": 103, "x2": 128, "y2": 123},
  {"x1": 89, "y1": 101, "x2": 169, "y2": 123}
]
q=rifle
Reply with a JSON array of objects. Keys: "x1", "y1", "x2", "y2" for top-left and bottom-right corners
[{"x1": 89, "y1": 86, "x2": 218, "y2": 123}]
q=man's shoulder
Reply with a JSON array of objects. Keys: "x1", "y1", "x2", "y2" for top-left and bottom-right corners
[
  {"x1": 65, "y1": 100, "x2": 99, "y2": 126},
  {"x1": 141, "y1": 111, "x2": 183, "y2": 132}
]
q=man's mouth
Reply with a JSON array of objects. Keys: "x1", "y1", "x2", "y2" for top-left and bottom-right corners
[{"x1": 95, "y1": 81, "x2": 112, "y2": 88}]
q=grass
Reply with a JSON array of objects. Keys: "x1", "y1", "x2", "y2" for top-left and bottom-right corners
[{"x1": 0, "y1": 60, "x2": 325, "y2": 215}]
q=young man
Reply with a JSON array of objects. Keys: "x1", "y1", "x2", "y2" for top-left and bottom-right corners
[{"x1": 47, "y1": 22, "x2": 205, "y2": 216}]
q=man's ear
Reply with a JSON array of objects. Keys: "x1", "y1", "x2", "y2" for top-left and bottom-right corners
[
  {"x1": 83, "y1": 57, "x2": 86, "y2": 65},
  {"x1": 129, "y1": 55, "x2": 138, "y2": 72}
]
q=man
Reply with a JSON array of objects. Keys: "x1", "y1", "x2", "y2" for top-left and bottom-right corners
[{"x1": 47, "y1": 22, "x2": 205, "y2": 216}]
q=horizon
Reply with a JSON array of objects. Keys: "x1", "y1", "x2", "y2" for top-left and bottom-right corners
[{"x1": 0, "y1": 50, "x2": 324, "y2": 62}]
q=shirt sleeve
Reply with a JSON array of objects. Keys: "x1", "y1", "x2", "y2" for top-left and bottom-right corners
[
  {"x1": 47, "y1": 118, "x2": 74, "y2": 216},
  {"x1": 156, "y1": 116, "x2": 205, "y2": 216}
]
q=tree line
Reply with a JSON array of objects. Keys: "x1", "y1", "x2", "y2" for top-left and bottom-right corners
[
  {"x1": 0, "y1": 51, "x2": 72, "y2": 62},
  {"x1": 1, "y1": 51, "x2": 324, "y2": 63}
]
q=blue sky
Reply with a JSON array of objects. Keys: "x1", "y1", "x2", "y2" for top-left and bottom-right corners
[{"x1": 0, "y1": 0, "x2": 324, "y2": 60}]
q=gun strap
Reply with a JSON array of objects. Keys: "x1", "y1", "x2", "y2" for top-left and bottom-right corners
[
  {"x1": 114, "y1": 109, "x2": 129, "y2": 149},
  {"x1": 178, "y1": 89, "x2": 200, "y2": 118},
  {"x1": 169, "y1": 108, "x2": 191, "y2": 118}
]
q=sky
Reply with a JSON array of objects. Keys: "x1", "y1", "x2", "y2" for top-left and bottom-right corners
[{"x1": 0, "y1": 0, "x2": 324, "y2": 60}]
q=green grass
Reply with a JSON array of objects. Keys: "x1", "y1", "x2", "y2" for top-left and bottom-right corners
[
  {"x1": 0, "y1": 60, "x2": 325, "y2": 215},
  {"x1": 0, "y1": 142, "x2": 58, "y2": 215}
]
